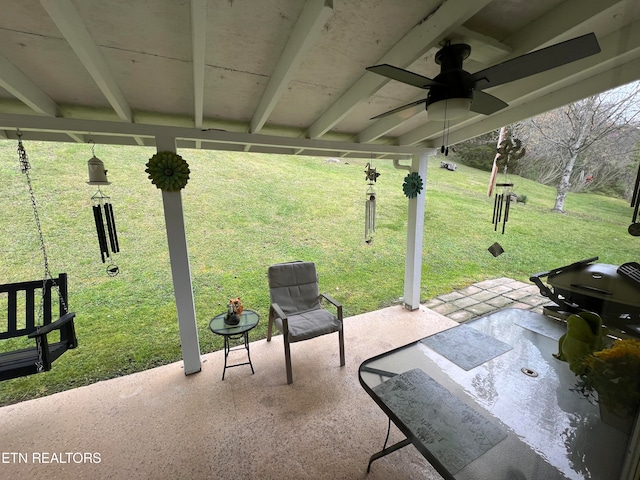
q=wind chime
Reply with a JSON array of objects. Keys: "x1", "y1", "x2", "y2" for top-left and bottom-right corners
[
  {"x1": 629, "y1": 162, "x2": 640, "y2": 237},
  {"x1": 87, "y1": 142, "x2": 120, "y2": 276},
  {"x1": 364, "y1": 161, "x2": 380, "y2": 244},
  {"x1": 488, "y1": 133, "x2": 525, "y2": 235}
]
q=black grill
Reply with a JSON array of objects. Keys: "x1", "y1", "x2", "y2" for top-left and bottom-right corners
[{"x1": 530, "y1": 257, "x2": 640, "y2": 337}]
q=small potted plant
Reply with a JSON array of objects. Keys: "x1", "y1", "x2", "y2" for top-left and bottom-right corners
[
  {"x1": 578, "y1": 337, "x2": 640, "y2": 433},
  {"x1": 224, "y1": 297, "x2": 243, "y2": 326}
]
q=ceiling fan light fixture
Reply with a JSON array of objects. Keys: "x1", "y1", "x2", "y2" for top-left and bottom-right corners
[{"x1": 427, "y1": 98, "x2": 471, "y2": 121}]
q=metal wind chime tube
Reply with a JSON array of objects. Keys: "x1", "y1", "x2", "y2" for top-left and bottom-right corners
[
  {"x1": 629, "y1": 162, "x2": 640, "y2": 236},
  {"x1": 91, "y1": 189, "x2": 120, "y2": 263},
  {"x1": 364, "y1": 162, "x2": 380, "y2": 244},
  {"x1": 365, "y1": 185, "x2": 376, "y2": 242},
  {"x1": 492, "y1": 183, "x2": 513, "y2": 234}
]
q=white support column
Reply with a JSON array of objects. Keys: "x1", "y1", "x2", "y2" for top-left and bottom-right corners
[
  {"x1": 156, "y1": 135, "x2": 201, "y2": 375},
  {"x1": 403, "y1": 151, "x2": 429, "y2": 310}
]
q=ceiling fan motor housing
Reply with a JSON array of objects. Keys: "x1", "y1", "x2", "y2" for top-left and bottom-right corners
[{"x1": 429, "y1": 43, "x2": 474, "y2": 106}]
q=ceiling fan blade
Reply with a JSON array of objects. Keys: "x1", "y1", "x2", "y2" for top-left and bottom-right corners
[
  {"x1": 366, "y1": 64, "x2": 442, "y2": 89},
  {"x1": 471, "y1": 33, "x2": 600, "y2": 90},
  {"x1": 370, "y1": 98, "x2": 427, "y2": 120},
  {"x1": 471, "y1": 91, "x2": 508, "y2": 115}
]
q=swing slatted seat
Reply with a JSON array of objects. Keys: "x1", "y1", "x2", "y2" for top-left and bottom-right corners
[{"x1": 0, "y1": 273, "x2": 77, "y2": 381}]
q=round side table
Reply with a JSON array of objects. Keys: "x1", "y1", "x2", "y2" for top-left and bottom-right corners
[{"x1": 209, "y1": 309, "x2": 259, "y2": 380}]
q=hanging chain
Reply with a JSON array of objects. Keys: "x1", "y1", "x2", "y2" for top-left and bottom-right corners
[{"x1": 17, "y1": 133, "x2": 68, "y2": 325}]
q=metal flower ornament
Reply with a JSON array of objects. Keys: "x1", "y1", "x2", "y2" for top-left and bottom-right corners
[
  {"x1": 145, "y1": 151, "x2": 190, "y2": 192},
  {"x1": 402, "y1": 172, "x2": 424, "y2": 199}
]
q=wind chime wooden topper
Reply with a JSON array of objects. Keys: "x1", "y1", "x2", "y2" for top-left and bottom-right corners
[{"x1": 87, "y1": 143, "x2": 120, "y2": 276}]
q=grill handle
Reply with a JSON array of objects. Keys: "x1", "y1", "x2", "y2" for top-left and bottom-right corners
[{"x1": 569, "y1": 283, "x2": 613, "y2": 296}]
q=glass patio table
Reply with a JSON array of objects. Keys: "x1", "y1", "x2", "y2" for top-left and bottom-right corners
[
  {"x1": 209, "y1": 309, "x2": 259, "y2": 380},
  {"x1": 359, "y1": 308, "x2": 636, "y2": 480}
]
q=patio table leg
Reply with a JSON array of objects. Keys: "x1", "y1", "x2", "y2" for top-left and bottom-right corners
[{"x1": 366, "y1": 437, "x2": 412, "y2": 472}]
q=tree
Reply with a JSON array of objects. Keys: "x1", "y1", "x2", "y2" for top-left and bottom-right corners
[
  {"x1": 515, "y1": 83, "x2": 640, "y2": 212},
  {"x1": 451, "y1": 131, "x2": 499, "y2": 171}
]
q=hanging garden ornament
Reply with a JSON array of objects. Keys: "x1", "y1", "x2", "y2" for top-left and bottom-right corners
[
  {"x1": 402, "y1": 171, "x2": 423, "y2": 199},
  {"x1": 489, "y1": 133, "x2": 525, "y2": 235},
  {"x1": 87, "y1": 141, "x2": 120, "y2": 275},
  {"x1": 87, "y1": 144, "x2": 110, "y2": 185},
  {"x1": 364, "y1": 162, "x2": 380, "y2": 244},
  {"x1": 145, "y1": 151, "x2": 190, "y2": 192}
]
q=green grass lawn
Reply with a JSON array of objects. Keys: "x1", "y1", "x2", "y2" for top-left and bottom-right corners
[{"x1": 0, "y1": 140, "x2": 637, "y2": 405}]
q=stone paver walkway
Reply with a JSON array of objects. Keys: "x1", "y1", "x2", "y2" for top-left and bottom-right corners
[{"x1": 424, "y1": 277, "x2": 554, "y2": 323}]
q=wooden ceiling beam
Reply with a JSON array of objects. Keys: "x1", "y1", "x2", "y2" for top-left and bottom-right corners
[
  {"x1": 306, "y1": 0, "x2": 493, "y2": 140},
  {"x1": 191, "y1": 0, "x2": 207, "y2": 130},
  {"x1": 40, "y1": 0, "x2": 133, "y2": 124},
  {"x1": 0, "y1": 52, "x2": 58, "y2": 117},
  {"x1": 250, "y1": 0, "x2": 333, "y2": 134}
]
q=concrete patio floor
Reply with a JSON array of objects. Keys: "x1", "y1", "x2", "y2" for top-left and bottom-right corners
[{"x1": 0, "y1": 278, "x2": 551, "y2": 480}]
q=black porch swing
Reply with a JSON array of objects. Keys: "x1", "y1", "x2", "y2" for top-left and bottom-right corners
[{"x1": 0, "y1": 135, "x2": 77, "y2": 381}]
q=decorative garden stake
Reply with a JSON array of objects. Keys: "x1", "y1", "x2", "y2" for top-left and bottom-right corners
[
  {"x1": 87, "y1": 141, "x2": 120, "y2": 275},
  {"x1": 364, "y1": 162, "x2": 380, "y2": 244},
  {"x1": 402, "y1": 171, "x2": 423, "y2": 199}
]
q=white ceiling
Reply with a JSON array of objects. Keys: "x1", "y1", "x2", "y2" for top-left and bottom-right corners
[{"x1": 0, "y1": 0, "x2": 639, "y2": 159}]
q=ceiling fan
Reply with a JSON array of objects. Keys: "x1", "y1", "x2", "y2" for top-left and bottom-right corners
[{"x1": 366, "y1": 33, "x2": 601, "y2": 121}]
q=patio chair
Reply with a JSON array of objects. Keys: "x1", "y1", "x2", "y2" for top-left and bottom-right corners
[{"x1": 267, "y1": 261, "x2": 345, "y2": 384}]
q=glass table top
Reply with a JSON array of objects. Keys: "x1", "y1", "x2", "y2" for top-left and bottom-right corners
[
  {"x1": 209, "y1": 309, "x2": 259, "y2": 336},
  {"x1": 359, "y1": 308, "x2": 636, "y2": 480}
]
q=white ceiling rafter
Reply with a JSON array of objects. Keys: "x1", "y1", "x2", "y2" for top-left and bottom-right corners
[
  {"x1": 305, "y1": 0, "x2": 493, "y2": 139},
  {"x1": 249, "y1": 0, "x2": 334, "y2": 134},
  {"x1": 0, "y1": 52, "x2": 58, "y2": 117},
  {"x1": 502, "y1": 0, "x2": 623, "y2": 54},
  {"x1": 40, "y1": 0, "x2": 131, "y2": 121},
  {"x1": 39, "y1": 0, "x2": 143, "y2": 145},
  {"x1": 0, "y1": 112, "x2": 423, "y2": 158},
  {"x1": 450, "y1": 27, "x2": 511, "y2": 64},
  {"x1": 357, "y1": 94, "x2": 425, "y2": 144},
  {"x1": 191, "y1": 0, "x2": 207, "y2": 130},
  {"x1": 396, "y1": 0, "x2": 629, "y2": 146}
]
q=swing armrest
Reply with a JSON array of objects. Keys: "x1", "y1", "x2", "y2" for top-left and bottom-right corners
[{"x1": 28, "y1": 312, "x2": 76, "y2": 337}]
